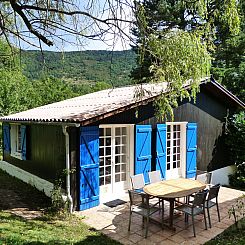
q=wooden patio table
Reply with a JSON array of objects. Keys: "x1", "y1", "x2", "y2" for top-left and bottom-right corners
[{"x1": 143, "y1": 178, "x2": 206, "y2": 230}]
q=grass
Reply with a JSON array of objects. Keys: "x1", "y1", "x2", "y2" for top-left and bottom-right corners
[
  {"x1": 0, "y1": 212, "x2": 120, "y2": 244},
  {"x1": 0, "y1": 169, "x2": 121, "y2": 245},
  {"x1": 205, "y1": 218, "x2": 245, "y2": 245}
]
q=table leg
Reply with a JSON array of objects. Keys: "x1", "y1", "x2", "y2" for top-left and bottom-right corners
[{"x1": 169, "y1": 198, "x2": 176, "y2": 230}]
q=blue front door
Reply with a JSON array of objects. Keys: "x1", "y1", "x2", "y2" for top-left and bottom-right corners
[{"x1": 80, "y1": 126, "x2": 100, "y2": 211}]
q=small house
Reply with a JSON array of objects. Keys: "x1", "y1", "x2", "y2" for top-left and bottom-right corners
[{"x1": 0, "y1": 78, "x2": 244, "y2": 211}]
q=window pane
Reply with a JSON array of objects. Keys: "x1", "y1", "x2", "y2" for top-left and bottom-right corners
[
  {"x1": 122, "y1": 136, "x2": 126, "y2": 144},
  {"x1": 99, "y1": 177, "x2": 104, "y2": 186},
  {"x1": 106, "y1": 147, "x2": 111, "y2": 155},
  {"x1": 99, "y1": 168, "x2": 104, "y2": 176},
  {"x1": 122, "y1": 155, "x2": 126, "y2": 163},
  {"x1": 99, "y1": 148, "x2": 104, "y2": 156},
  {"x1": 115, "y1": 146, "x2": 120, "y2": 154},
  {"x1": 167, "y1": 163, "x2": 170, "y2": 170},
  {"x1": 173, "y1": 162, "x2": 176, "y2": 169},
  {"x1": 122, "y1": 146, "x2": 126, "y2": 154},
  {"x1": 105, "y1": 166, "x2": 111, "y2": 175},
  {"x1": 177, "y1": 161, "x2": 180, "y2": 168},
  {"x1": 105, "y1": 138, "x2": 111, "y2": 146},
  {"x1": 99, "y1": 128, "x2": 104, "y2": 136},
  {"x1": 105, "y1": 176, "x2": 111, "y2": 184},
  {"x1": 121, "y1": 164, "x2": 126, "y2": 172},
  {"x1": 99, "y1": 158, "x2": 104, "y2": 166},
  {"x1": 115, "y1": 165, "x2": 120, "y2": 173},
  {"x1": 106, "y1": 128, "x2": 111, "y2": 136},
  {"x1": 122, "y1": 127, "x2": 126, "y2": 135},
  {"x1": 115, "y1": 174, "x2": 120, "y2": 182},
  {"x1": 121, "y1": 173, "x2": 126, "y2": 181},
  {"x1": 105, "y1": 157, "x2": 111, "y2": 165},
  {"x1": 115, "y1": 127, "x2": 120, "y2": 136},
  {"x1": 99, "y1": 138, "x2": 104, "y2": 146},
  {"x1": 115, "y1": 155, "x2": 120, "y2": 163},
  {"x1": 115, "y1": 137, "x2": 121, "y2": 145}
]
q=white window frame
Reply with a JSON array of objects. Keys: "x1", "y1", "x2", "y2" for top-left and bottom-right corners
[
  {"x1": 99, "y1": 124, "x2": 134, "y2": 202},
  {"x1": 10, "y1": 124, "x2": 23, "y2": 160},
  {"x1": 166, "y1": 122, "x2": 187, "y2": 179}
]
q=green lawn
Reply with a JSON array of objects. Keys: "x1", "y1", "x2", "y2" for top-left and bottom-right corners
[
  {"x1": 0, "y1": 169, "x2": 120, "y2": 245},
  {"x1": 0, "y1": 211, "x2": 120, "y2": 244}
]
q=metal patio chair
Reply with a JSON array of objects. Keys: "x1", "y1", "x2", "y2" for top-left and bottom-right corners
[
  {"x1": 175, "y1": 189, "x2": 209, "y2": 237},
  {"x1": 128, "y1": 190, "x2": 163, "y2": 238},
  {"x1": 148, "y1": 170, "x2": 166, "y2": 212},
  {"x1": 130, "y1": 173, "x2": 145, "y2": 192},
  {"x1": 148, "y1": 170, "x2": 162, "y2": 183},
  {"x1": 130, "y1": 173, "x2": 162, "y2": 207},
  {"x1": 205, "y1": 184, "x2": 221, "y2": 228}
]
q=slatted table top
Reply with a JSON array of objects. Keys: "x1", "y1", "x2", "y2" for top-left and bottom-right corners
[{"x1": 143, "y1": 178, "x2": 206, "y2": 199}]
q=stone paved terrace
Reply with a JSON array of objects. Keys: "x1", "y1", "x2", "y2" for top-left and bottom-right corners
[{"x1": 77, "y1": 187, "x2": 245, "y2": 245}]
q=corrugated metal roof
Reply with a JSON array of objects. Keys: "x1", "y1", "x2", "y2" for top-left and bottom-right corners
[
  {"x1": 1, "y1": 78, "x2": 243, "y2": 125},
  {"x1": 0, "y1": 83, "x2": 169, "y2": 125}
]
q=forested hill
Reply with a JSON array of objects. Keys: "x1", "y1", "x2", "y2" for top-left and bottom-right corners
[{"x1": 21, "y1": 49, "x2": 137, "y2": 87}]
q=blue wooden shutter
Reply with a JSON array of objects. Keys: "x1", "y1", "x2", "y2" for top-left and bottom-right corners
[
  {"x1": 135, "y1": 125, "x2": 152, "y2": 183},
  {"x1": 21, "y1": 125, "x2": 27, "y2": 160},
  {"x1": 156, "y1": 124, "x2": 167, "y2": 179},
  {"x1": 80, "y1": 126, "x2": 99, "y2": 210},
  {"x1": 186, "y1": 123, "x2": 197, "y2": 178},
  {"x1": 3, "y1": 124, "x2": 10, "y2": 154}
]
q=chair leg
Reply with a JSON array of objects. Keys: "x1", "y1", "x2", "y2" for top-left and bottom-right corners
[
  {"x1": 161, "y1": 202, "x2": 164, "y2": 230},
  {"x1": 128, "y1": 211, "x2": 132, "y2": 231},
  {"x1": 203, "y1": 209, "x2": 207, "y2": 230},
  {"x1": 216, "y1": 203, "x2": 221, "y2": 222},
  {"x1": 207, "y1": 207, "x2": 212, "y2": 228},
  {"x1": 192, "y1": 215, "x2": 196, "y2": 237},
  {"x1": 145, "y1": 216, "x2": 149, "y2": 238}
]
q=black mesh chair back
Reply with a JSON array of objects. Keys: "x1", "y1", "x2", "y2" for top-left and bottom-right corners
[
  {"x1": 193, "y1": 189, "x2": 209, "y2": 207},
  {"x1": 207, "y1": 184, "x2": 220, "y2": 201}
]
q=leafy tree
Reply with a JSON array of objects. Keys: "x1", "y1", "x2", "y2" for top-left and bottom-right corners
[
  {"x1": 30, "y1": 77, "x2": 78, "y2": 107},
  {"x1": 212, "y1": 1, "x2": 245, "y2": 101},
  {"x1": 226, "y1": 111, "x2": 245, "y2": 188},
  {"x1": 131, "y1": 0, "x2": 240, "y2": 119},
  {"x1": 0, "y1": 39, "x2": 35, "y2": 115}
]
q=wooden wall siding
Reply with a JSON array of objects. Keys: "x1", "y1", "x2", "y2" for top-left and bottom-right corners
[
  {"x1": 5, "y1": 125, "x2": 66, "y2": 183},
  {"x1": 174, "y1": 92, "x2": 230, "y2": 171}
]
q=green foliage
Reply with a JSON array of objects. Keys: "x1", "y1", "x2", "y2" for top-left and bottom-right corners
[
  {"x1": 30, "y1": 77, "x2": 77, "y2": 107},
  {"x1": 132, "y1": 0, "x2": 241, "y2": 120},
  {"x1": 212, "y1": 1, "x2": 245, "y2": 101},
  {"x1": 228, "y1": 194, "x2": 245, "y2": 228},
  {"x1": 21, "y1": 50, "x2": 136, "y2": 88},
  {"x1": 226, "y1": 112, "x2": 245, "y2": 189}
]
